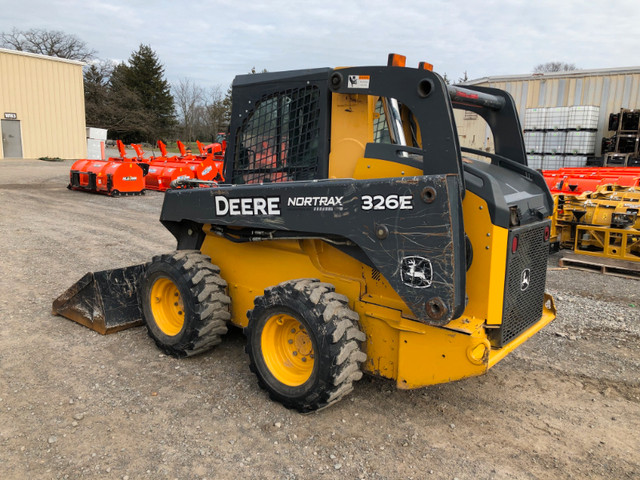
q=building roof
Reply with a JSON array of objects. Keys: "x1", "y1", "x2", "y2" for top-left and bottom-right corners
[
  {"x1": 0, "y1": 47, "x2": 84, "y2": 66},
  {"x1": 463, "y1": 66, "x2": 640, "y2": 86}
]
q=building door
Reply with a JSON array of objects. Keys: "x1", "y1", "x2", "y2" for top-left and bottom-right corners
[{"x1": 1, "y1": 119, "x2": 23, "y2": 158}]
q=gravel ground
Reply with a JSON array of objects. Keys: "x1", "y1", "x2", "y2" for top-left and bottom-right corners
[{"x1": 0, "y1": 158, "x2": 638, "y2": 479}]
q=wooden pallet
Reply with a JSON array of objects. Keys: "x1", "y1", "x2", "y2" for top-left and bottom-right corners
[{"x1": 558, "y1": 252, "x2": 640, "y2": 279}]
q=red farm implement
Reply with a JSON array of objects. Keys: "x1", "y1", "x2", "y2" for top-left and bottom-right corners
[{"x1": 543, "y1": 167, "x2": 640, "y2": 195}]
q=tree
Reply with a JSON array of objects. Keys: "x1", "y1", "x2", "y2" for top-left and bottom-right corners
[
  {"x1": 83, "y1": 61, "x2": 113, "y2": 128},
  {"x1": 173, "y1": 78, "x2": 204, "y2": 142},
  {"x1": 101, "y1": 62, "x2": 149, "y2": 142},
  {"x1": 222, "y1": 85, "x2": 233, "y2": 127},
  {"x1": 0, "y1": 28, "x2": 95, "y2": 61},
  {"x1": 82, "y1": 45, "x2": 175, "y2": 142},
  {"x1": 533, "y1": 62, "x2": 577, "y2": 73},
  {"x1": 458, "y1": 71, "x2": 469, "y2": 83},
  {"x1": 202, "y1": 86, "x2": 229, "y2": 140},
  {"x1": 113, "y1": 44, "x2": 176, "y2": 142}
]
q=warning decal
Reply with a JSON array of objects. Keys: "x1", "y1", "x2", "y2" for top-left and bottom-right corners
[{"x1": 347, "y1": 75, "x2": 370, "y2": 89}]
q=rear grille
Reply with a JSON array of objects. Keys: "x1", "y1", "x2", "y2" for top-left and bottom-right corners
[{"x1": 490, "y1": 221, "x2": 550, "y2": 347}]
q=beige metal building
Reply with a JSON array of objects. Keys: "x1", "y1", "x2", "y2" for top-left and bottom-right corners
[
  {"x1": 0, "y1": 48, "x2": 86, "y2": 159},
  {"x1": 455, "y1": 66, "x2": 640, "y2": 157}
]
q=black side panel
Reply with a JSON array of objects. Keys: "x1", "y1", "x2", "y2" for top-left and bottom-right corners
[
  {"x1": 463, "y1": 155, "x2": 554, "y2": 229},
  {"x1": 161, "y1": 176, "x2": 466, "y2": 325}
]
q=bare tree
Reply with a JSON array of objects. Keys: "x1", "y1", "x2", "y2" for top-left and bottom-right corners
[
  {"x1": 533, "y1": 62, "x2": 577, "y2": 73},
  {"x1": 0, "y1": 28, "x2": 95, "y2": 61},
  {"x1": 457, "y1": 71, "x2": 469, "y2": 83},
  {"x1": 173, "y1": 78, "x2": 205, "y2": 142},
  {"x1": 201, "y1": 86, "x2": 228, "y2": 141}
]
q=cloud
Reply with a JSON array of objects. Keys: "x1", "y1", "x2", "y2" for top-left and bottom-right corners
[{"x1": 1, "y1": 0, "x2": 639, "y2": 88}]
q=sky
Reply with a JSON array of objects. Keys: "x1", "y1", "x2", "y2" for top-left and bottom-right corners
[{"x1": 1, "y1": 0, "x2": 639, "y2": 91}]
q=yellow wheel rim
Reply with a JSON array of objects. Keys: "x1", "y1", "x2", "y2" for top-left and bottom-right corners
[
  {"x1": 149, "y1": 277, "x2": 185, "y2": 336},
  {"x1": 261, "y1": 313, "x2": 315, "y2": 386}
]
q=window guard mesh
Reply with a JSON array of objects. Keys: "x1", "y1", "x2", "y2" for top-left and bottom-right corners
[{"x1": 232, "y1": 86, "x2": 321, "y2": 184}]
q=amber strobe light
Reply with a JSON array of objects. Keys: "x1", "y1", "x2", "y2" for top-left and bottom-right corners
[{"x1": 387, "y1": 53, "x2": 407, "y2": 67}]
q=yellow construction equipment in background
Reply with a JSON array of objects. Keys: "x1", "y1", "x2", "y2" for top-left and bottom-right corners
[{"x1": 553, "y1": 185, "x2": 640, "y2": 261}]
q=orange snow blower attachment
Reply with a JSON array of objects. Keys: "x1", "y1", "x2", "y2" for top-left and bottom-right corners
[
  {"x1": 114, "y1": 141, "x2": 151, "y2": 176},
  {"x1": 197, "y1": 140, "x2": 225, "y2": 181},
  {"x1": 175, "y1": 140, "x2": 224, "y2": 182},
  {"x1": 68, "y1": 159, "x2": 145, "y2": 196},
  {"x1": 197, "y1": 139, "x2": 226, "y2": 160},
  {"x1": 144, "y1": 162, "x2": 196, "y2": 191},
  {"x1": 144, "y1": 141, "x2": 220, "y2": 190}
]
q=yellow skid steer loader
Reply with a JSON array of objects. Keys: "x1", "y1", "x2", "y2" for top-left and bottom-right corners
[{"x1": 54, "y1": 54, "x2": 556, "y2": 412}]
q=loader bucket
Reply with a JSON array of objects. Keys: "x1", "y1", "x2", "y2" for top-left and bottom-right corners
[{"x1": 52, "y1": 264, "x2": 147, "y2": 334}]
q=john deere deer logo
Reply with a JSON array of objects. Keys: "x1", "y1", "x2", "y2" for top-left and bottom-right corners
[
  {"x1": 401, "y1": 256, "x2": 432, "y2": 289},
  {"x1": 521, "y1": 268, "x2": 531, "y2": 291}
]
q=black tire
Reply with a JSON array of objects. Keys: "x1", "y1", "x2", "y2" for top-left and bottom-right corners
[
  {"x1": 245, "y1": 279, "x2": 366, "y2": 412},
  {"x1": 142, "y1": 250, "x2": 230, "y2": 357}
]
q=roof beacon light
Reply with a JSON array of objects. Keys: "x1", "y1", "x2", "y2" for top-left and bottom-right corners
[
  {"x1": 388, "y1": 53, "x2": 406, "y2": 68},
  {"x1": 419, "y1": 61, "x2": 434, "y2": 71}
]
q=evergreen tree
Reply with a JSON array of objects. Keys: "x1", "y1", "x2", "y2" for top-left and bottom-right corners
[
  {"x1": 123, "y1": 45, "x2": 176, "y2": 141},
  {"x1": 83, "y1": 46, "x2": 176, "y2": 143},
  {"x1": 222, "y1": 85, "x2": 233, "y2": 126},
  {"x1": 119, "y1": 44, "x2": 176, "y2": 142},
  {"x1": 106, "y1": 62, "x2": 149, "y2": 142},
  {"x1": 84, "y1": 64, "x2": 109, "y2": 127}
]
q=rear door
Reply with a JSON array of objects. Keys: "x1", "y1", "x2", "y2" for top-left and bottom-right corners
[{"x1": 1, "y1": 119, "x2": 23, "y2": 158}]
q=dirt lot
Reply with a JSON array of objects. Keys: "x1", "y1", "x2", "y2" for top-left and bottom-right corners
[{"x1": 0, "y1": 158, "x2": 638, "y2": 479}]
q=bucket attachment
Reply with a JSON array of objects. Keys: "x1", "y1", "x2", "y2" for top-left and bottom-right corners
[{"x1": 52, "y1": 264, "x2": 147, "y2": 334}]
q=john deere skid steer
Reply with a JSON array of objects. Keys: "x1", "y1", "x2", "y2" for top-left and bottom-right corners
[{"x1": 54, "y1": 55, "x2": 556, "y2": 412}]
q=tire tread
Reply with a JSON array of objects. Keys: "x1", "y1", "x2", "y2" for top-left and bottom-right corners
[
  {"x1": 143, "y1": 250, "x2": 230, "y2": 357},
  {"x1": 245, "y1": 278, "x2": 366, "y2": 412}
]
